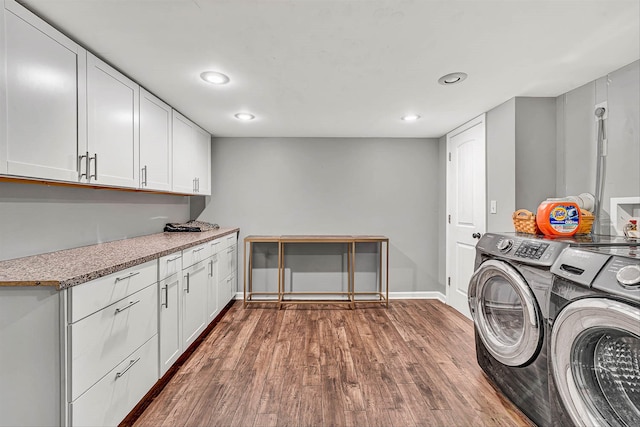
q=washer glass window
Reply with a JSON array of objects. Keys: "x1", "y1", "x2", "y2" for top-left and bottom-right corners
[
  {"x1": 469, "y1": 260, "x2": 541, "y2": 366},
  {"x1": 482, "y1": 276, "x2": 524, "y2": 346},
  {"x1": 572, "y1": 328, "x2": 640, "y2": 426}
]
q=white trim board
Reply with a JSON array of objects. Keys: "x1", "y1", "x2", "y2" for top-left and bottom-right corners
[{"x1": 233, "y1": 291, "x2": 446, "y2": 303}]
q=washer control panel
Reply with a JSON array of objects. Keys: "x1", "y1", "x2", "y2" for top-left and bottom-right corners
[
  {"x1": 476, "y1": 233, "x2": 568, "y2": 266},
  {"x1": 514, "y1": 241, "x2": 550, "y2": 260}
]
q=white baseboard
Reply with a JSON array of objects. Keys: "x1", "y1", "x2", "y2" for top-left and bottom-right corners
[
  {"x1": 234, "y1": 292, "x2": 447, "y2": 303},
  {"x1": 388, "y1": 291, "x2": 446, "y2": 302}
]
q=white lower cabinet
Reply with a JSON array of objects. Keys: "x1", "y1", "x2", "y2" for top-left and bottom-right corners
[
  {"x1": 70, "y1": 284, "x2": 157, "y2": 400},
  {"x1": 70, "y1": 335, "x2": 158, "y2": 427},
  {"x1": 182, "y1": 259, "x2": 208, "y2": 349},
  {"x1": 159, "y1": 270, "x2": 182, "y2": 376},
  {"x1": 207, "y1": 253, "x2": 220, "y2": 322},
  {"x1": 67, "y1": 261, "x2": 159, "y2": 427}
]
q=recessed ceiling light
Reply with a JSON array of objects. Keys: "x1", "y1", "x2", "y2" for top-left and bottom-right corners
[
  {"x1": 438, "y1": 72, "x2": 468, "y2": 85},
  {"x1": 402, "y1": 114, "x2": 421, "y2": 121},
  {"x1": 234, "y1": 112, "x2": 255, "y2": 121},
  {"x1": 200, "y1": 71, "x2": 230, "y2": 85}
]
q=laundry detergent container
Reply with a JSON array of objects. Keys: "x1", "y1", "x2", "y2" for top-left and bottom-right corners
[{"x1": 536, "y1": 200, "x2": 581, "y2": 236}]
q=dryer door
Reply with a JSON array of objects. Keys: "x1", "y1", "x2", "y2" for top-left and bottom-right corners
[
  {"x1": 550, "y1": 298, "x2": 640, "y2": 427},
  {"x1": 468, "y1": 259, "x2": 542, "y2": 366}
]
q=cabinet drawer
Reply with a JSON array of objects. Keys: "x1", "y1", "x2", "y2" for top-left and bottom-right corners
[
  {"x1": 159, "y1": 251, "x2": 182, "y2": 281},
  {"x1": 70, "y1": 335, "x2": 158, "y2": 427},
  {"x1": 70, "y1": 284, "x2": 157, "y2": 400},
  {"x1": 69, "y1": 260, "x2": 157, "y2": 323},
  {"x1": 224, "y1": 233, "x2": 237, "y2": 250},
  {"x1": 208, "y1": 237, "x2": 223, "y2": 256},
  {"x1": 182, "y1": 242, "x2": 208, "y2": 268}
]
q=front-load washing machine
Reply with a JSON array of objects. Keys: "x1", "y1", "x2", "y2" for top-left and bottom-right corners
[
  {"x1": 549, "y1": 246, "x2": 640, "y2": 427},
  {"x1": 468, "y1": 233, "x2": 571, "y2": 426}
]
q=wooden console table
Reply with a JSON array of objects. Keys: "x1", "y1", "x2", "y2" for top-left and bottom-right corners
[{"x1": 243, "y1": 235, "x2": 389, "y2": 308}]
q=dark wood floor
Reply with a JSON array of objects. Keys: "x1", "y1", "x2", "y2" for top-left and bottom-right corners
[{"x1": 133, "y1": 300, "x2": 532, "y2": 427}]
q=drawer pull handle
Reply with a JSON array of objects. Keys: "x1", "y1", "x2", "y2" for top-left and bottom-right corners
[
  {"x1": 193, "y1": 247, "x2": 205, "y2": 253},
  {"x1": 167, "y1": 256, "x2": 181, "y2": 262},
  {"x1": 115, "y1": 300, "x2": 140, "y2": 314},
  {"x1": 162, "y1": 285, "x2": 169, "y2": 308},
  {"x1": 115, "y1": 357, "x2": 140, "y2": 379},
  {"x1": 115, "y1": 271, "x2": 140, "y2": 282},
  {"x1": 227, "y1": 248, "x2": 234, "y2": 253}
]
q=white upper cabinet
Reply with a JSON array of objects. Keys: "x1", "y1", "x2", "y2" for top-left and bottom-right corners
[
  {"x1": 194, "y1": 125, "x2": 211, "y2": 196},
  {"x1": 172, "y1": 111, "x2": 211, "y2": 195},
  {"x1": 140, "y1": 89, "x2": 172, "y2": 191},
  {"x1": 86, "y1": 53, "x2": 139, "y2": 188},
  {"x1": 1, "y1": 1, "x2": 86, "y2": 181}
]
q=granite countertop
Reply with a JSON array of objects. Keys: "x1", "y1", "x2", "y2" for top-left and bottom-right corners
[{"x1": 0, "y1": 227, "x2": 239, "y2": 290}]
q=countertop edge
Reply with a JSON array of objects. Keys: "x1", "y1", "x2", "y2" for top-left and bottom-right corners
[{"x1": 0, "y1": 228, "x2": 240, "y2": 291}]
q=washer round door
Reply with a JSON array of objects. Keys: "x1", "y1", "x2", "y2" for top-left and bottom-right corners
[
  {"x1": 468, "y1": 259, "x2": 543, "y2": 367},
  {"x1": 551, "y1": 298, "x2": 640, "y2": 427}
]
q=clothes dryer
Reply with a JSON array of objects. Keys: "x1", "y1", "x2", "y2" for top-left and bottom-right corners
[
  {"x1": 468, "y1": 233, "x2": 570, "y2": 426},
  {"x1": 549, "y1": 246, "x2": 640, "y2": 427}
]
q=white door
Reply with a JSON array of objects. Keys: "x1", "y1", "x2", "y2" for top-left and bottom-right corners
[
  {"x1": 2, "y1": 3, "x2": 85, "y2": 181},
  {"x1": 446, "y1": 114, "x2": 486, "y2": 318},
  {"x1": 139, "y1": 89, "x2": 172, "y2": 191},
  {"x1": 87, "y1": 53, "x2": 139, "y2": 187}
]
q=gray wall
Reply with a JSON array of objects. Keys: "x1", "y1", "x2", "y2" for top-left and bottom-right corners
[
  {"x1": 486, "y1": 98, "x2": 516, "y2": 232},
  {"x1": 556, "y1": 60, "x2": 640, "y2": 234},
  {"x1": 0, "y1": 181, "x2": 190, "y2": 260},
  {"x1": 484, "y1": 97, "x2": 557, "y2": 231},
  {"x1": 515, "y1": 97, "x2": 557, "y2": 211},
  {"x1": 196, "y1": 137, "x2": 443, "y2": 295}
]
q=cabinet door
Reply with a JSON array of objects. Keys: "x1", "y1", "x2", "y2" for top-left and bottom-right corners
[
  {"x1": 194, "y1": 125, "x2": 211, "y2": 196},
  {"x1": 207, "y1": 254, "x2": 219, "y2": 322},
  {"x1": 182, "y1": 261, "x2": 207, "y2": 349},
  {"x1": 87, "y1": 53, "x2": 139, "y2": 187},
  {"x1": 159, "y1": 274, "x2": 182, "y2": 376},
  {"x1": 172, "y1": 111, "x2": 197, "y2": 194},
  {"x1": 1, "y1": 1, "x2": 86, "y2": 181},
  {"x1": 140, "y1": 89, "x2": 171, "y2": 191}
]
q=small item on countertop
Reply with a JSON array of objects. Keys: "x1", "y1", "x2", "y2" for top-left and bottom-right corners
[
  {"x1": 623, "y1": 219, "x2": 639, "y2": 239},
  {"x1": 164, "y1": 220, "x2": 220, "y2": 232},
  {"x1": 536, "y1": 199, "x2": 581, "y2": 236}
]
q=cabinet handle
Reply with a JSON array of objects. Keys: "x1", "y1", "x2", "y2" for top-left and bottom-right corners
[
  {"x1": 185, "y1": 272, "x2": 190, "y2": 293},
  {"x1": 115, "y1": 357, "x2": 140, "y2": 379},
  {"x1": 89, "y1": 153, "x2": 98, "y2": 181},
  {"x1": 115, "y1": 271, "x2": 140, "y2": 282},
  {"x1": 161, "y1": 285, "x2": 169, "y2": 308},
  {"x1": 167, "y1": 256, "x2": 181, "y2": 262},
  {"x1": 208, "y1": 260, "x2": 213, "y2": 277},
  {"x1": 142, "y1": 165, "x2": 148, "y2": 187},
  {"x1": 193, "y1": 178, "x2": 196, "y2": 193},
  {"x1": 227, "y1": 247, "x2": 234, "y2": 253},
  {"x1": 115, "y1": 300, "x2": 140, "y2": 314},
  {"x1": 197, "y1": 177, "x2": 200, "y2": 192},
  {"x1": 78, "y1": 152, "x2": 89, "y2": 180}
]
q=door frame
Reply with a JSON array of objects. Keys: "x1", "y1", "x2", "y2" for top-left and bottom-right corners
[{"x1": 445, "y1": 114, "x2": 487, "y2": 315}]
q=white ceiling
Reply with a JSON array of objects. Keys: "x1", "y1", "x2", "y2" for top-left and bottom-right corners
[{"x1": 20, "y1": 0, "x2": 640, "y2": 138}]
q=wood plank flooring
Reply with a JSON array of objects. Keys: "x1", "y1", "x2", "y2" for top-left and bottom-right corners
[{"x1": 131, "y1": 300, "x2": 533, "y2": 427}]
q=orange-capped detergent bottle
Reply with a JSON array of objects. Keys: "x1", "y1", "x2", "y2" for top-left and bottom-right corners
[{"x1": 536, "y1": 199, "x2": 582, "y2": 236}]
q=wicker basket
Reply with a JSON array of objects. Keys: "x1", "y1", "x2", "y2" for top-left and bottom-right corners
[
  {"x1": 513, "y1": 208, "x2": 595, "y2": 235},
  {"x1": 576, "y1": 209, "x2": 595, "y2": 235},
  {"x1": 512, "y1": 209, "x2": 540, "y2": 235}
]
